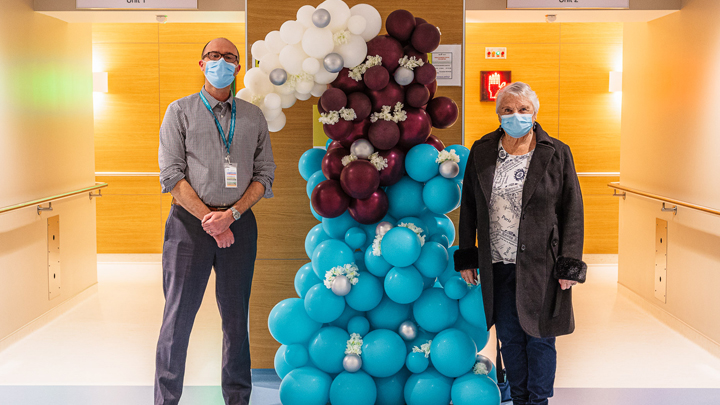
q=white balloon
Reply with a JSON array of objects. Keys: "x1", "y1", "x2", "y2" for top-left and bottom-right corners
[
  {"x1": 280, "y1": 20, "x2": 305, "y2": 45},
  {"x1": 336, "y1": 34, "x2": 368, "y2": 68},
  {"x1": 318, "y1": 0, "x2": 351, "y2": 32},
  {"x1": 274, "y1": 81, "x2": 296, "y2": 95},
  {"x1": 237, "y1": 88, "x2": 254, "y2": 104},
  {"x1": 297, "y1": 5, "x2": 316, "y2": 28},
  {"x1": 315, "y1": 66, "x2": 339, "y2": 84},
  {"x1": 262, "y1": 105, "x2": 282, "y2": 121},
  {"x1": 347, "y1": 15, "x2": 367, "y2": 36},
  {"x1": 264, "y1": 93, "x2": 282, "y2": 110},
  {"x1": 311, "y1": 83, "x2": 327, "y2": 98},
  {"x1": 302, "y1": 27, "x2": 334, "y2": 59},
  {"x1": 259, "y1": 53, "x2": 282, "y2": 74},
  {"x1": 251, "y1": 40, "x2": 270, "y2": 60},
  {"x1": 280, "y1": 93, "x2": 297, "y2": 108},
  {"x1": 267, "y1": 111, "x2": 287, "y2": 132},
  {"x1": 350, "y1": 4, "x2": 382, "y2": 41},
  {"x1": 279, "y1": 43, "x2": 308, "y2": 75},
  {"x1": 264, "y1": 30, "x2": 286, "y2": 54},
  {"x1": 244, "y1": 68, "x2": 274, "y2": 96},
  {"x1": 295, "y1": 80, "x2": 314, "y2": 94},
  {"x1": 302, "y1": 58, "x2": 321, "y2": 75},
  {"x1": 295, "y1": 91, "x2": 312, "y2": 101}
]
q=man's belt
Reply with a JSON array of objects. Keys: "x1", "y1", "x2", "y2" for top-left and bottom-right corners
[{"x1": 171, "y1": 197, "x2": 230, "y2": 211}]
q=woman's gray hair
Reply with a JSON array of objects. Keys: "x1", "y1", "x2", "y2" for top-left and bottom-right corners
[{"x1": 495, "y1": 82, "x2": 540, "y2": 115}]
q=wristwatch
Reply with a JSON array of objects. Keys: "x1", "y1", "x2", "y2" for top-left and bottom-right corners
[{"x1": 229, "y1": 207, "x2": 242, "y2": 221}]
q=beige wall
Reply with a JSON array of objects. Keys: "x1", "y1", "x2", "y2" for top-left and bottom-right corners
[
  {"x1": 0, "y1": 0, "x2": 97, "y2": 342},
  {"x1": 620, "y1": 0, "x2": 720, "y2": 345}
]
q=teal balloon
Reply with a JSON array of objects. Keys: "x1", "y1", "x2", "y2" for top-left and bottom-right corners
[
  {"x1": 384, "y1": 265, "x2": 424, "y2": 304},
  {"x1": 308, "y1": 327, "x2": 350, "y2": 374},
  {"x1": 459, "y1": 285, "x2": 488, "y2": 328},
  {"x1": 361, "y1": 329, "x2": 406, "y2": 378},
  {"x1": 406, "y1": 144, "x2": 441, "y2": 183},
  {"x1": 435, "y1": 214, "x2": 456, "y2": 245},
  {"x1": 405, "y1": 352, "x2": 429, "y2": 374},
  {"x1": 444, "y1": 276, "x2": 470, "y2": 299},
  {"x1": 422, "y1": 275, "x2": 435, "y2": 290},
  {"x1": 295, "y1": 262, "x2": 321, "y2": 298},
  {"x1": 406, "y1": 328, "x2": 435, "y2": 353},
  {"x1": 323, "y1": 211, "x2": 360, "y2": 239},
  {"x1": 444, "y1": 145, "x2": 470, "y2": 179},
  {"x1": 404, "y1": 367, "x2": 453, "y2": 405},
  {"x1": 311, "y1": 239, "x2": 354, "y2": 279},
  {"x1": 325, "y1": 138, "x2": 333, "y2": 149},
  {"x1": 285, "y1": 344, "x2": 309, "y2": 368},
  {"x1": 304, "y1": 284, "x2": 346, "y2": 323},
  {"x1": 310, "y1": 202, "x2": 323, "y2": 221},
  {"x1": 375, "y1": 369, "x2": 411, "y2": 405},
  {"x1": 269, "y1": 298, "x2": 322, "y2": 345},
  {"x1": 299, "y1": 148, "x2": 326, "y2": 181},
  {"x1": 347, "y1": 316, "x2": 370, "y2": 336},
  {"x1": 451, "y1": 373, "x2": 501, "y2": 405},
  {"x1": 438, "y1": 246, "x2": 459, "y2": 286},
  {"x1": 396, "y1": 216, "x2": 429, "y2": 236},
  {"x1": 279, "y1": 367, "x2": 332, "y2": 405},
  {"x1": 330, "y1": 371, "x2": 378, "y2": 405},
  {"x1": 354, "y1": 250, "x2": 367, "y2": 272},
  {"x1": 414, "y1": 242, "x2": 449, "y2": 278},
  {"x1": 329, "y1": 304, "x2": 363, "y2": 330},
  {"x1": 386, "y1": 176, "x2": 426, "y2": 218},
  {"x1": 419, "y1": 212, "x2": 439, "y2": 236},
  {"x1": 430, "y1": 328, "x2": 477, "y2": 377},
  {"x1": 275, "y1": 345, "x2": 294, "y2": 379},
  {"x1": 381, "y1": 227, "x2": 422, "y2": 267},
  {"x1": 367, "y1": 295, "x2": 411, "y2": 331},
  {"x1": 413, "y1": 288, "x2": 459, "y2": 332},
  {"x1": 345, "y1": 271, "x2": 383, "y2": 311},
  {"x1": 305, "y1": 224, "x2": 331, "y2": 258},
  {"x1": 428, "y1": 233, "x2": 450, "y2": 248},
  {"x1": 306, "y1": 170, "x2": 327, "y2": 199},
  {"x1": 422, "y1": 176, "x2": 461, "y2": 215},
  {"x1": 475, "y1": 354, "x2": 497, "y2": 382},
  {"x1": 345, "y1": 227, "x2": 367, "y2": 250},
  {"x1": 365, "y1": 245, "x2": 393, "y2": 277},
  {"x1": 453, "y1": 315, "x2": 490, "y2": 353}
]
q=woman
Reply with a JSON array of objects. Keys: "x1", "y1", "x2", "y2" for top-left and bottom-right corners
[{"x1": 454, "y1": 82, "x2": 587, "y2": 405}]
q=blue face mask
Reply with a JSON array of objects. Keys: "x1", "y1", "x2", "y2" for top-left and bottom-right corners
[
  {"x1": 203, "y1": 59, "x2": 237, "y2": 89},
  {"x1": 501, "y1": 113, "x2": 534, "y2": 138}
]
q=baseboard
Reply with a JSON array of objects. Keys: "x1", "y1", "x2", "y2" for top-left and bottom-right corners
[
  {"x1": 617, "y1": 283, "x2": 720, "y2": 359},
  {"x1": 583, "y1": 254, "x2": 618, "y2": 265},
  {"x1": 0, "y1": 284, "x2": 99, "y2": 353}
]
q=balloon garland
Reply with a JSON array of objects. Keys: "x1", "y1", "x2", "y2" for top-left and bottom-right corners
[{"x1": 260, "y1": 1, "x2": 502, "y2": 404}]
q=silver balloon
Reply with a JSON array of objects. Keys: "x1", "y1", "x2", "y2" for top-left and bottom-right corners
[
  {"x1": 376, "y1": 221, "x2": 393, "y2": 236},
  {"x1": 439, "y1": 160, "x2": 460, "y2": 179},
  {"x1": 312, "y1": 8, "x2": 331, "y2": 28},
  {"x1": 475, "y1": 353, "x2": 494, "y2": 374},
  {"x1": 343, "y1": 354, "x2": 363, "y2": 373},
  {"x1": 350, "y1": 139, "x2": 375, "y2": 159},
  {"x1": 323, "y1": 53, "x2": 344, "y2": 74},
  {"x1": 398, "y1": 320, "x2": 418, "y2": 341},
  {"x1": 269, "y1": 68, "x2": 288, "y2": 86},
  {"x1": 393, "y1": 66, "x2": 415, "y2": 86},
  {"x1": 331, "y1": 276, "x2": 352, "y2": 296}
]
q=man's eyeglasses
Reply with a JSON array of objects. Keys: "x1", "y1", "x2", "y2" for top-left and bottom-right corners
[{"x1": 203, "y1": 51, "x2": 239, "y2": 64}]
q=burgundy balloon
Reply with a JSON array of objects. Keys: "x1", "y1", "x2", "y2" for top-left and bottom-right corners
[
  {"x1": 366, "y1": 35, "x2": 404, "y2": 73},
  {"x1": 366, "y1": 79, "x2": 405, "y2": 112},
  {"x1": 323, "y1": 119, "x2": 353, "y2": 141},
  {"x1": 426, "y1": 96, "x2": 459, "y2": 129},
  {"x1": 415, "y1": 17, "x2": 428, "y2": 25},
  {"x1": 378, "y1": 147, "x2": 406, "y2": 187},
  {"x1": 331, "y1": 68, "x2": 365, "y2": 93},
  {"x1": 347, "y1": 92, "x2": 372, "y2": 122},
  {"x1": 425, "y1": 80, "x2": 438, "y2": 99},
  {"x1": 425, "y1": 135, "x2": 446, "y2": 151},
  {"x1": 403, "y1": 45, "x2": 428, "y2": 64},
  {"x1": 311, "y1": 180, "x2": 350, "y2": 218},
  {"x1": 405, "y1": 83, "x2": 431, "y2": 108},
  {"x1": 317, "y1": 101, "x2": 327, "y2": 114},
  {"x1": 340, "y1": 120, "x2": 370, "y2": 148},
  {"x1": 414, "y1": 63, "x2": 437, "y2": 85},
  {"x1": 411, "y1": 23, "x2": 441, "y2": 53},
  {"x1": 348, "y1": 189, "x2": 390, "y2": 225},
  {"x1": 364, "y1": 65, "x2": 390, "y2": 91},
  {"x1": 321, "y1": 147, "x2": 349, "y2": 180},
  {"x1": 398, "y1": 107, "x2": 433, "y2": 149},
  {"x1": 386, "y1": 10, "x2": 416, "y2": 42},
  {"x1": 320, "y1": 88, "x2": 347, "y2": 112},
  {"x1": 328, "y1": 140, "x2": 344, "y2": 150},
  {"x1": 340, "y1": 160, "x2": 380, "y2": 200},
  {"x1": 368, "y1": 120, "x2": 400, "y2": 150}
]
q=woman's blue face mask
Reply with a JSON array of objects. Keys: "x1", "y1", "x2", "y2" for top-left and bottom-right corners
[
  {"x1": 203, "y1": 58, "x2": 237, "y2": 89},
  {"x1": 501, "y1": 113, "x2": 534, "y2": 138}
]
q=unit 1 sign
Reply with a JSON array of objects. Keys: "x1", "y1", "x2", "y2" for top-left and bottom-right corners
[
  {"x1": 76, "y1": 0, "x2": 197, "y2": 9},
  {"x1": 507, "y1": 0, "x2": 629, "y2": 9}
]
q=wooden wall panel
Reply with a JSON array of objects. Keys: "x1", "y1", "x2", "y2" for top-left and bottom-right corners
[
  {"x1": 580, "y1": 176, "x2": 620, "y2": 254},
  {"x1": 466, "y1": 23, "x2": 560, "y2": 44},
  {"x1": 97, "y1": 194, "x2": 163, "y2": 253},
  {"x1": 560, "y1": 23, "x2": 623, "y2": 44},
  {"x1": 92, "y1": 23, "x2": 158, "y2": 43},
  {"x1": 159, "y1": 23, "x2": 245, "y2": 45}
]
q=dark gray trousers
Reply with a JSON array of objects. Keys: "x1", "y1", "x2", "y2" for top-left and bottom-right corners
[{"x1": 154, "y1": 204, "x2": 257, "y2": 405}]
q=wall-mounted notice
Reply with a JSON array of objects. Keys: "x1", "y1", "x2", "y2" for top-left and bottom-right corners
[
  {"x1": 430, "y1": 44, "x2": 462, "y2": 87},
  {"x1": 76, "y1": 0, "x2": 197, "y2": 10},
  {"x1": 507, "y1": 0, "x2": 629, "y2": 9}
]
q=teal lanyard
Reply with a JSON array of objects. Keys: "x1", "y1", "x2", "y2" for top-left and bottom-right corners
[{"x1": 199, "y1": 90, "x2": 236, "y2": 156}]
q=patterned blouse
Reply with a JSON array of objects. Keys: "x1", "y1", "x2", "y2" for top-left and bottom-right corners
[{"x1": 489, "y1": 138, "x2": 534, "y2": 264}]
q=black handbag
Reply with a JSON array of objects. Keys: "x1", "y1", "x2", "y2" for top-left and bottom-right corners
[{"x1": 496, "y1": 339, "x2": 512, "y2": 403}]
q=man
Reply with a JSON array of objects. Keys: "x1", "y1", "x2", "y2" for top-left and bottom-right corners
[{"x1": 155, "y1": 37, "x2": 275, "y2": 405}]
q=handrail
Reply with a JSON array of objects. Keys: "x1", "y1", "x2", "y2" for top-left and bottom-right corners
[
  {"x1": 0, "y1": 182, "x2": 108, "y2": 215},
  {"x1": 608, "y1": 182, "x2": 720, "y2": 217}
]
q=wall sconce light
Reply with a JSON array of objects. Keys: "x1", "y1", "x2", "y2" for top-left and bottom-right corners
[
  {"x1": 609, "y1": 71, "x2": 623, "y2": 92},
  {"x1": 93, "y1": 72, "x2": 108, "y2": 93}
]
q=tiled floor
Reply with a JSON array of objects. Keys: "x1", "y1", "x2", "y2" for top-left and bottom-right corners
[{"x1": 0, "y1": 255, "x2": 719, "y2": 404}]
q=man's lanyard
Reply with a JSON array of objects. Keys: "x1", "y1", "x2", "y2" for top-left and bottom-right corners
[{"x1": 199, "y1": 89, "x2": 236, "y2": 158}]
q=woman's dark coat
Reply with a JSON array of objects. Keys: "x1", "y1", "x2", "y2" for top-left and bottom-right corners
[{"x1": 454, "y1": 123, "x2": 585, "y2": 338}]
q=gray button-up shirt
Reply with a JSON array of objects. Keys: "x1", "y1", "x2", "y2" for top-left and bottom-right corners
[{"x1": 159, "y1": 87, "x2": 276, "y2": 207}]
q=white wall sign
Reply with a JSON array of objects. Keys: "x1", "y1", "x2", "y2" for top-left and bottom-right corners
[
  {"x1": 507, "y1": 0, "x2": 629, "y2": 9},
  {"x1": 76, "y1": 0, "x2": 197, "y2": 10},
  {"x1": 431, "y1": 44, "x2": 462, "y2": 87}
]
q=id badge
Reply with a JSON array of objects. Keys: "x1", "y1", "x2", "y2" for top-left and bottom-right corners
[{"x1": 224, "y1": 162, "x2": 238, "y2": 188}]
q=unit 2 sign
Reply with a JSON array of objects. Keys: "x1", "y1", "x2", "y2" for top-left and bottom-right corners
[
  {"x1": 507, "y1": 0, "x2": 629, "y2": 9},
  {"x1": 76, "y1": 0, "x2": 197, "y2": 9}
]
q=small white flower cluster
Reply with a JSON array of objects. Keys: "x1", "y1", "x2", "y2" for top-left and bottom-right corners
[
  {"x1": 369, "y1": 152, "x2": 388, "y2": 171},
  {"x1": 345, "y1": 333, "x2": 363, "y2": 355},
  {"x1": 286, "y1": 72, "x2": 315, "y2": 88},
  {"x1": 250, "y1": 94, "x2": 265, "y2": 107},
  {"x1": 340, "y1": 108, "x2": 357, "y2": 121},
  {"x1": 398, "y1": 222, "x2": 426, "y2": 246},
  {"x1": 436, "y1": 149, "x2": 461, "y2": 164},
  {"x1": 398, "y1": 55, "x2": 425, "y2": 70},
  {"x1": 348, "y1": 55, "x2": 383, "y2": 81},
  {"x1": 473, "y1": 362, "x2": 489, "y2": 375},
  {"x1": 334, "y1": 30, "x2": 351, "y2": 45},
  {"x1": 371, "y1": 234, "x2": 383, "y2": 256},
  {"x1": 319, "y1": 107, "x2": 356, "y2": 126},
  {"x1": 370, "y1": 102, "x2": 407, "y2": 123},
  {"x1": 324, "y1": 263, "x2": 360, "y2": 289},
  {"x1": 341, "y1": 154, "x2": 358, "y2": 166},
  {"x1": 412, "y1": 340, "x2": 432, "y2": 358}
]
